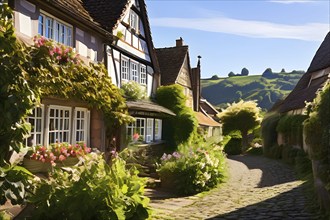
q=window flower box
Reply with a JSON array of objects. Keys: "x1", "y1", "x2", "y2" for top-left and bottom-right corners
[{"x1": 23, "y1": 143, "x2": 90, "y2": 173}]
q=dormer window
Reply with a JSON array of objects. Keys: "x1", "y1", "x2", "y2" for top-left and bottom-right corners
[
  {"x1": 129, "y1": 10, "x2": 139, "y2": 32},
  {"x1": 38, "y1": 12, "x2": 73, "y2": 46}
]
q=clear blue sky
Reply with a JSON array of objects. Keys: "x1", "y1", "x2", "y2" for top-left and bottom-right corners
[{"x1": 146, "y1": 0, "x2": 330, "y2": 78}]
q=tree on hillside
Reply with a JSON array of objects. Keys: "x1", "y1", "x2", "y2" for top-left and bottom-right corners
[
  {"x1": 262, "y1": 68, "x2": 275, "y2": 78},
  {"x1": 280, "y1": 68, "x2": 286, "y2": 73},
  {"x1": 241, "y1": 68, "x2": 249, "y2": 76},
  {"x1": 228, "y1": 71, "x2": 235, "y2": 77},
  {"x1": 210, "y1": 74, "x2": 220, "y2": 80},
  {"x1": 218, "y1": 100, "x2": 262, "y2": 151}
]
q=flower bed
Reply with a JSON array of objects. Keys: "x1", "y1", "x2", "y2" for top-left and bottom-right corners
[
  {"x1": 157, "y1": 144, "x2": 227, "y2": 195},
  {"x1": 24, "y1": 143, "x2": 91, "y2": 173}
]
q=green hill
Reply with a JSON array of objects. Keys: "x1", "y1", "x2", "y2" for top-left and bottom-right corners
[{"x1": 201, "y1": 70, "x2": 305, "y2": 110}]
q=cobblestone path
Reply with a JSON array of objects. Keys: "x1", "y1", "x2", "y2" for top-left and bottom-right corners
[{"x1": 146, "y1": 155, "x2": 325, "y2": 220}]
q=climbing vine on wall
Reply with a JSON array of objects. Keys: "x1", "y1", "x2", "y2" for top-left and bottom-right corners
[{"x1": 0, "y1": 1, "x2": 131, "y2": 165}]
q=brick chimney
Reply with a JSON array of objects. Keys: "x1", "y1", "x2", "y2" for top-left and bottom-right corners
[{"x1": 176, "y1": 37, "x2": 184, "y2": 47}]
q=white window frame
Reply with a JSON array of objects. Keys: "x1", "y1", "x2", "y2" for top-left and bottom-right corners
[
  {"x1": 25, "y1": 106, "x2": 44, "y2": 146},
  {"x1": 140, "y1": 65, "x2": 147, "y2": 85},
  {"x1": 38, "y1": 11, "x2": 73, "y2": 46},
  {"x1": 73, "y1": 107, "x2": 89, "y2": 145},
  {"x1": 130, "y1": 10, "x2": 139, "y2": 32},
  {"x1": 126, "y1": 117, "x2": 145, "y2": 141},
  {"x1": 146, "y1": 118, "x2": 154, "y2": 143},
  {"x1": 47, "y1": 105, "x2": 71, "y2": 144},
  {"x1": 121, "y1": 57, "x2": 129, "y2": 81},
  {"x1": 131, "y1": 61, "x2": 139, "y2": 82},
  {"x1": 155, "y1": 119, "x2": 162, "y2": 141}
]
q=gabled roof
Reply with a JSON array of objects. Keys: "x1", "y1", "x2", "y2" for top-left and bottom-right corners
[
  {"x1": 156, "y1": 45, "x2": 189, "y2": 85},
  {"x1": 195, "y1": 111, "x2": 221, "y2": 127},
  {"x1": 308, "y1": 32, "x2": 330, "y2": 73},
  {"x1": 81, "y1": 0, "x2": 130, "y2": 31},
  {"x1": 200, "y1": 98, "x2": 219, "y2": 116},
  {"x1": 277, "y1": 31, "x2": 330, "y2": 113}
]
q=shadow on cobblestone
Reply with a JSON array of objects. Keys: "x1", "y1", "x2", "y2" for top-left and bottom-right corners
[
  {"x1": 206, "y1": 185, "x2": 325, "y2": 220},
  {"x1": 229, "y1": 155, "x2": 297, "y2": 188}
]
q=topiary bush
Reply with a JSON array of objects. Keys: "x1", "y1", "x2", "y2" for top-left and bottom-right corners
[{"x1": 29, "y1": 153, "x2": 150, "y2": 220}]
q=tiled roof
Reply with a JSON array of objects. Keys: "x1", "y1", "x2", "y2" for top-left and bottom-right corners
[
  {"x1": 156, "y1": 46, "x2": 189, "y2": 85},
  {"x1": 81, "y1": 0, "x2": 129, "y2": 31},
  {"x1": 308, "y1": 32, "x2": 330, "y2": 73},
  {"x1": 41, "y1": 0, "x2": 129, "y2": 32},
  {"x1": 195, "y1": 112, "x2": 221, "y2": 127},
  {"x1": 277, "y1": 31, "x2": 330, "y2": 113}
]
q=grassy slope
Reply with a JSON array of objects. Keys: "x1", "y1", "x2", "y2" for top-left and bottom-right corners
[{"x1": 201, "y1": 71, "x2": 304, "y2": 111}]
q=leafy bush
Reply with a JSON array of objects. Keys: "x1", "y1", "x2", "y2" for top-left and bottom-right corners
[
  {"x1": 156, "y1": 85, "x2": 199, "y2": 148},
  {"x1": 261, "y1": 113, "x2": 280, "y2": 154},
  {"x1": 121, "y1": 81, "x2": 146, "y2": 101},
  {"x1": 0, "y1": 2, "x2": 36, "y2": 165},
  {"x1": 29, "y1": 153, "x2": 150, "y2": 220},
  {"x1": 0, "y1": 164, "x2": 34, "y2": 205},
  {"x1": 157, "y1": 144, "x2": 226, "y2": 195},
  {"x1": 224, "y1": 137, "x2": 242, "y2": 155},
  {"x1": 276, "y1": 114, "x2": 307, "y2": 146},
  {"x1": 218, "y1": 100, "x2": 262, "y2": 151},
  {"x1": 264, "y1": 144, "x2": 283, "y2": 159}
]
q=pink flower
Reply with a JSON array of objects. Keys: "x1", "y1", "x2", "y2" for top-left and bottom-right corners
[
  {"x1": 133, "y1": 133, "x2": 139, "y2": 141},
  {"x1": 59, "y1": 155, "x2": 66, "y2": 161}
]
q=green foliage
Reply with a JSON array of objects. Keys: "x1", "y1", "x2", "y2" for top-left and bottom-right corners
[
  {"x1": 0, "y1": 2, "x2": 36, "y2": 165},
  {"x1": 201, "y1": 71, "x2": 304, "y2": 110},
  {"x1": 157, "y1": 144, "x2": 226, "y2": 195},
  {"x1": 264, "y1": 144, "x2": 283, "y2": 159},
  {"x1": 241, "y1": 67, "x2": 249, "y2": 76},
  {"x1": 261, "y1": 113, "x2": 281, "y2": 153},
  {"x1": 28, "y1": 37, "x2": 132, "y2": 136},
  {"x1": 304, "y1": 83, "x2": 330, "y2": 163},
  {"x1": 224, "y1": 137, "x2": 242, "y2": 155},
  {"x1": 0, "y1": 164, "x2": 34, "y2": 205},
  {"x1": 121, "y1": 81, "x2": 146, "y2": 101},
  {"x1": 156, "y1": 85, "x2": 198, "y2": 148},
  {"x1": 276, "y1": 114, "x2": 307, "y2": 146},
  {"x1": 218, "y1": 100, "x2": 261, "y2": 150},
  {"x1": 29, "y1": 153, "x2": 150, "y2": 220}
]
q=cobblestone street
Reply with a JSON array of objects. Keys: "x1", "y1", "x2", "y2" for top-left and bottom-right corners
[{"x1": 146, "y1": 155, "x2": 325, "y2": 220}]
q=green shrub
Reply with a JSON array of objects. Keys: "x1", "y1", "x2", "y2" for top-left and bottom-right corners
[
  {"x1": 29, "y1": 153, "x2": 150, "y2": 220},
  {"x1": 281, "y1": 145, "x2": 301, "y2": 165},
  {"x1": 121, "y1": 81, "x2": 146, "y2": 101},
  {"x1": 157, "y1": 144, "x2": 226, "y2": 195},
  {"x1": 156, "y1": 85, "x2": 199, "y2": 148},
  {"x1": 246, "y1": 146, "x2": 263, "y2": 155},
  {"x1": 261, "y1": 113, "x2": 280, "y2": 155},
  {"x1": 277, "y1": 114, "x2": 307, "y2": 146},
  {"x1": 224, "y1": 137, "x2": 242, "y2": 155},
  {"x1": 264, "y1": 144, "x2": 283, "y2": 159}
]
